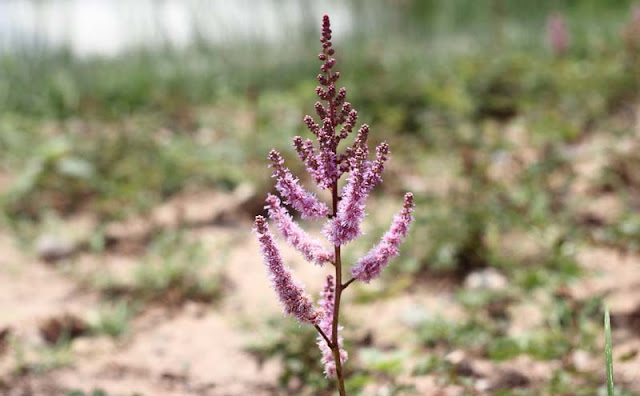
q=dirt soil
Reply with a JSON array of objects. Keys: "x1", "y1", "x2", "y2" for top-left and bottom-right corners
[{"x1": 2, "y1": 130, "x2": 640, "y2": 395}]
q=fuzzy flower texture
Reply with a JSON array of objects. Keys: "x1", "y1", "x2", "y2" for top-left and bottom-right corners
[{"x1": 254, "y1": 14, "x2": 414, "y2": 378}]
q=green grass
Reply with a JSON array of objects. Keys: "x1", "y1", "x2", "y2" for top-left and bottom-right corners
[
  {"x1": 93, "y1": 230, "x2": 225, "y2": 306},
  {"x1": 88, "y1": 300, "x2": 133, "y2": 338},
  {"x1": 10, "y1": 336, "x2": 74, "y2": 374},
  {"x1": 2, "y1": 1, "x2": 639, "y2": 227},
  {"x1": 605, "y1": 307, "x2": 615, "y2": 396},
  {"x1": 66, "y1": 390, "x2": 141, "y2": 396},
  {"x1": 246, "y1": 317, "x2": 331, "y2": 394}
]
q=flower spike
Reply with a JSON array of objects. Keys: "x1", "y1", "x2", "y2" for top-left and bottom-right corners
[
  {"x1": 269, "y1": 150, "x2": 329, "y2": 219},
  {"x1": 351, "y1": 193, "x2": 415, "y2": 283},
  {"x1": 254, "y1": 216, "x2": 320, "y2": 324},
  {"x1": 265, "y1": 194, "x2": 333, "y2": 266}
]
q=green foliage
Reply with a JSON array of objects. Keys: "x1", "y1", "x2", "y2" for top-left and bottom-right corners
[
  {"x1": 10, "y1": 336, "x2": 74, "y2": 374},
  {"x1": 0, "y1": 120, "x2": 244, "y2": 221},
  {"x1": 88, "y1": 300, "x2": 133, "y2": 338},
  {"x1": 2, "y1": 0, "x2": 639, "y2": 228},
  {"x1": 605, "y1": 308, "x2": 615, "y2": 396},
  {"x1": 351, "y1": 348, "x2": 415, "y2": 395},
  {"x1": 416, "y1": 315, "x2": 494, "y2": 351},
  {"x1": 247, "y1": 318, "x2": 415, "y2": 395},
  {"x1": 133, "y1": 230, "x2": 224, "y2": 304},
  {"x1": 488, "y1": 330, "x2": 571, "y2": 361},
  {"x1": 415, "y1": 290, "x2": 604, "y2": 366},
  {"x1": 36, "y1": 340, "x2": 74, "y2": 372},
  {"x1": 246, "y1": 317, "x2": 330, "y2": 395},
  {"x1": 66, "y1": 389, "x2": 141, "y2": 396},
  {"x1": 96, "y1": 230, "x2": 224, "y2": 305},
  {"x1": 592, "y1": 140, "x2": 640, "y2": 251},
  {"x1": 398, "y1": 120, "x2": 578, "y2": 283}
]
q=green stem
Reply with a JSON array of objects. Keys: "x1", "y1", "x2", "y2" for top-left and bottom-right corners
[{"x1": 605, "y1": 307, "x2": 615, "y2": 396}]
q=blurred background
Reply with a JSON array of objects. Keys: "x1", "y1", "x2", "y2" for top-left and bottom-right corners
[{"x1": 2, "y1": 1, "x2": 640, "y2": 395}]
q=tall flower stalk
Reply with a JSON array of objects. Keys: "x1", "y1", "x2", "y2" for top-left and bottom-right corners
[
  {"x1": 254, "y1": 15, "x2": 414, "y2": 395},
  {"x1": 546, "y1": 12, "x2": 571, "y2": 56}
]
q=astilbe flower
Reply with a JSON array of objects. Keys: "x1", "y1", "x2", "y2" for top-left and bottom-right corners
[
  {"x1": 323, "y1": 147, "x2": 368, "y2": 246},
  {"x1": 351, "y1": 193, "x2": 415, "y2": 283},
  {"x1": 265, "y1": 194, "x2": 333, "y2": 266},
  {"x1": 622, "y1": 4, "x2": 640, "y2": 55},
  {"x1": 546, "y1": 12, "x2": 570, "y2": 56},
  {"x1": 269, "y1": 149, "x2": 329, "y2": 219},
  {"x1": 317, "y1": 275, "x2": 347, "y2": 377},
  {"x1": 324, "y1": 141, "x2": 390, "y2": 246},
  {"x1": 254, "y1": 216, "x2": 320, "y2": 324},
  {"x1": 254, "y1": 14, "x2": 414, "y2": 394}
]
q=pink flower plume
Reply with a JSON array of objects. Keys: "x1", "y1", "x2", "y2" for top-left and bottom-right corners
[
  {"x1": 351, "y1": 193, "x2": 415, "y2": 283},
  {"x1": 254, "y1": 216, "x2": 320, "y2": 324},
  {"x1": 265, "y1": 194, "x2": 333, "y2": 266}
]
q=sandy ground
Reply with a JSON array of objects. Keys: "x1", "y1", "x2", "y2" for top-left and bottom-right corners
[
  {"x1": 2, "y1": 127, "x2": 640, "y2": 395},
  {"x1": 2, "y1": 214, "x2": 640, "y2": 395}
]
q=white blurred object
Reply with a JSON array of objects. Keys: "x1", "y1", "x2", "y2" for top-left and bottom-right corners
[
  {"x1": 464, "y1": 267, "x2": 508, "y2": 291},
  {"x1": 0, "y1": 0, "x2": 352, "y2": 56}
]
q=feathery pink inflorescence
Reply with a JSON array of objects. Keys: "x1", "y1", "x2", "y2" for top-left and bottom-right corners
[
  {"x1": 293, "y1": 135, "x2": 325, "y2": 187},
  {"x1": 269, "y1": 150, "x2": 329, "y2": 219},
  {"x1": 546, "y1": 12, "x2": 570, "y2": 56},
  {"x1": 339, "y1": 124, "x2": 369, "y2": 174},
  {"x1": 316, "y1": 120, "x2": 339, "y2": 188},
  {"x1": 317, "y1": 275, "x2": 348, "y2": 378},
  {"x1": 351, "y1": 193, "x2": 415, "y2": 283},
  {"x1": 254, "y1": 216, "x2": 320, "y2": 324},
  {"x1": 256, "y1": 14, "x2": 415, "y2": 380},
  {"x1": 265, "y1": 194, "x2": 333, "y2": 266},
  {"x1": 324, "y1": 142, "x2": 389, "y2": 246},
  {"x1": 323, "y1": 149, "x2": 368, "y2": 246},
  {"x1": 632, "y1": 4, "x2": 640, "y2": 28},
  {"x1": 365, "y1": 142, "x2": 389, "y2": 187},
  {"x1": 622, "y1": 4, "x2": 640, "y2": 51}
]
